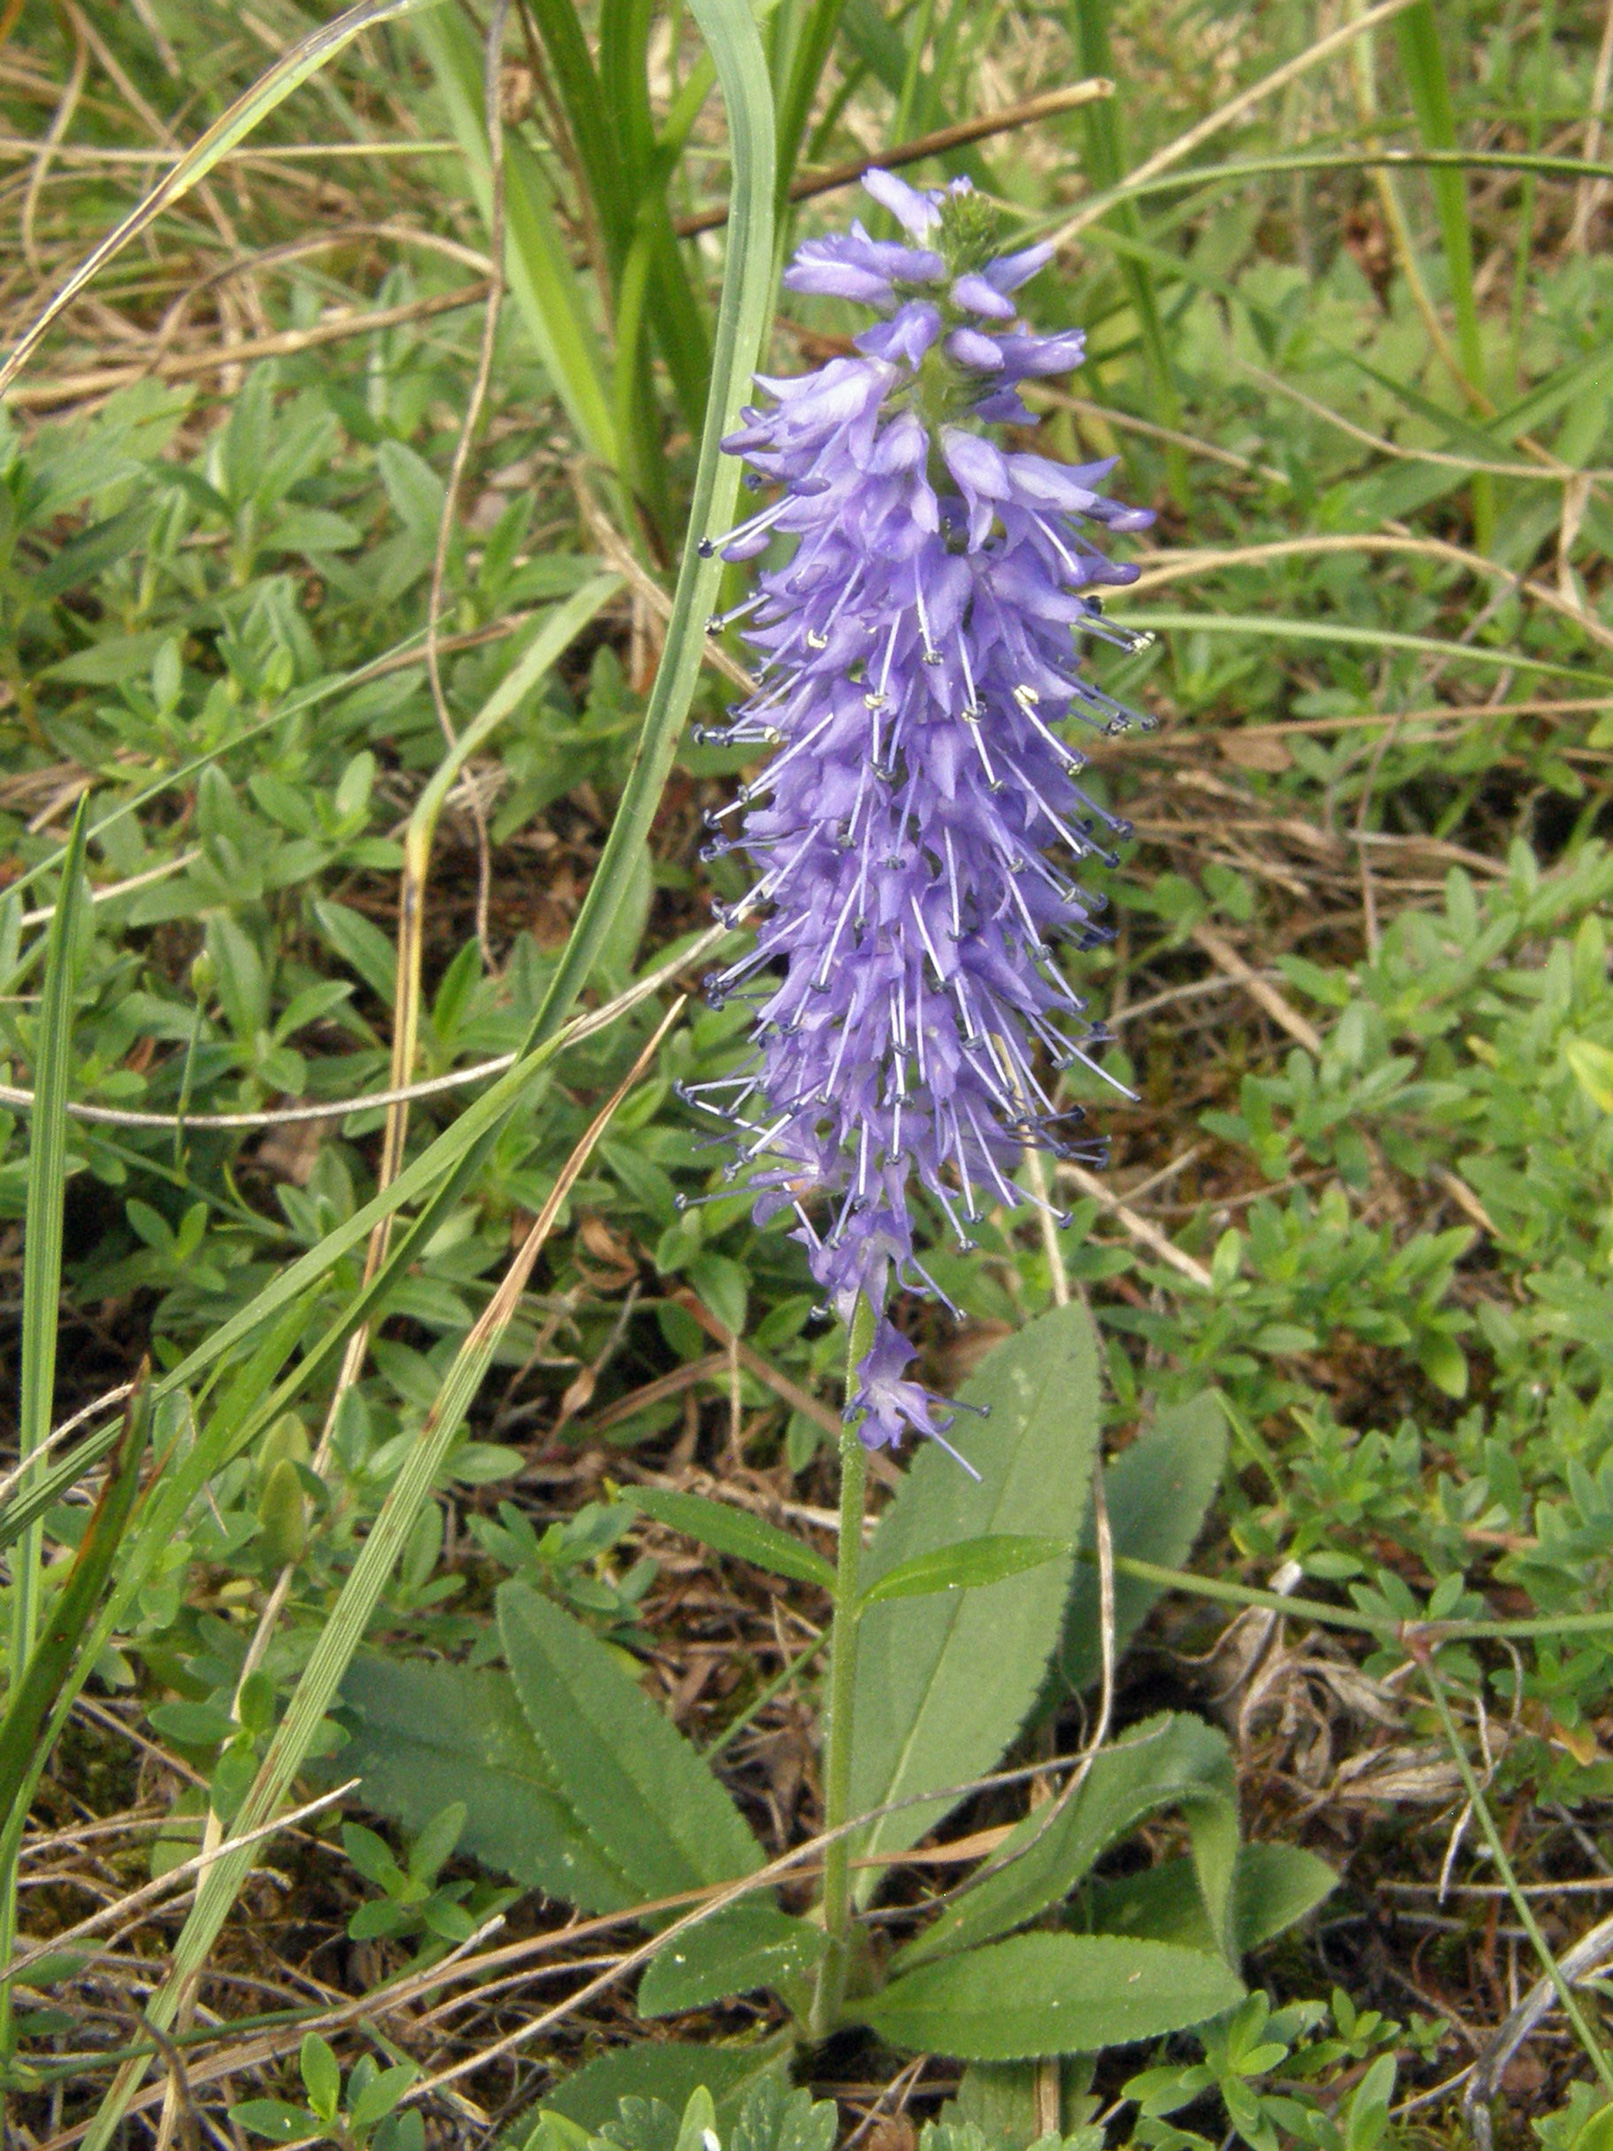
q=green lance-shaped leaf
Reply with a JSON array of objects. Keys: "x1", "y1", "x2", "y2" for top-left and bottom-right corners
[
  {"x1": 852, "y1": 1932, "x2": 1245, "y2": 2060},
  {"x1": 498, "y1": 1582, "x2": 763, "y2": 1903},
  {"x1": 339, "y1": 1655, "x2": 642, "y2": 1914},
  {"x1": 859, "y1": 1535, "x2": 1071, "y2": 1608},
  {"x1": 637, "y1": 1903, "x2": 828, "y2": 2016},
  {"x1": 847, "y1": 1300, "x2": 1100, "y2": 1895},
  {"x1": 632, "y1": 1488, "x2": 836, "y2": 1590},
  {"x1": 892, "y1": 1710, "x2": 1238, "y2": 1972}
]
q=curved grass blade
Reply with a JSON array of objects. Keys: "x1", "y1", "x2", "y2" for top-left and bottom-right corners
[
  {"x1": 1059, "y1": 145, "x2": 1613, "y2": 221},
  {"x1": 74, "y1": 4, "x2": 776, "y2": 2129},
  {"x1": 522, "y1": 0, "x2": 776, "y2": 1050},
  {"x1": 0, "y1": 1414, "x2": 124, "y2": 1555},
  {"x1": 0, "y1": 1376, "x2": 149, "y2": 1837},
  {"x1": 1113, "y1": 609, "x2": 1612, "y2": 684},
  {"x1": 79, "y1": 1010, "x2": 682, "y2": 2151},
  {"x1": 0, "y1": 799, "x2": 90, "y2": 2050},
  {"x1": 416, "y1": 6, "x2": 616, "y2": 465},
  {"x1": 1069, "y1": 0, "x2": 1185, "y2": 503},
  {"x1": 0, "y1": 0, "x2": 450, "y2": 398}
]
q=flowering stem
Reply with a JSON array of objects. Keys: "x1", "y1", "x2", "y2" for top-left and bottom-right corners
[{"x1": 810, "y1": 1294, "x2": 875, "y2": 2042}]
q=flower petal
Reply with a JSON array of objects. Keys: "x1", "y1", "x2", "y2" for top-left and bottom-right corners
[
  {"x1": 861, "y1": 165, "x2": 941, "y2": 234},
  {"x1": 945, "y1": 327, "x2": 1005, "y2": 371},
  {"x1": 952, "y1": 272, "x2": 1017, "y2": 320},
  {"x1": 983, "y1": 241, "x2": 1054, "y2": 293},
  {"x1": 856, "y1": 300, "x2": 942, "y2": 366}
]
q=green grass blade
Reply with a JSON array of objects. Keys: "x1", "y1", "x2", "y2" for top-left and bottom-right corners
[
  {"x1": 1395, "y1": 2, "x2": 1484, "y2": 388},
  {"x1": 77, "y1": 1012, "x2": 676, "y2": 2150},
  {"x1": 648, "y1": 215, "x2": 717, "y2": 445},
  {"x1": 0, "y1": 798, "x2": 89, "y2": 2054},
  {"x1": 522, "y1": 0, "x2": 777, "y2": 1051},
  {"x1": 0, "y1": 1415, "x2": 125, "y2": 1555},
  {"x1": 834, "y1": 0, "x2": 989, "y2": 188},
  {"x1": 7, "y1": 1296, "x2": 321, "y2": 1849},
  {"x1": 415, "y1": 7, "x2": 617, "y2": 466},
  {"x1": 0, "y1": 1380, "x2": 149, "y2": 1838},
  {"x1": 600, "y1": 0, "x2": 659, "y2": 189},
  {"x1": 523, "y1": 0, "x2": 629, "y2": 255},
  {"x1": 775, "y1": 0, "x2": 850, "y2": 215},
  {"x1": 78, "y1": 1321, "x2": 533, "y2": 2145},
  {"x1": 1064, "y1": 144, "x2": 1613, "y2": 218},
  {"x1": 413, "y1": 576, "x2": 623, "y2": 826},
  {"x1": 1069, "y1": 0, "x2": 1186, "y2": 504},
  {"x1": 0, "y1": 0, "x2": 449, "y2": 398},
  {"x1": 1393, "y1": 0, "x2": 1492, "y2": 540},
  {"x1": 613, "y1": 217, "x2": 676, "y2": 537},
  {"x1": 1507, "y1": 0, "x2": 1559, "y2": 390},
  {"x1": 7, "y1": 801, "x2": 89, "y2": 1670},
  {"x1": 1113, "y1": 609, "x2": 1611, "y2": 684}
]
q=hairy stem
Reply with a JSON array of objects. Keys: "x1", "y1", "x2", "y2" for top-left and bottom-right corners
[{"x1": 810, "y1": 1295, "x2": 875, "y2": 2041}]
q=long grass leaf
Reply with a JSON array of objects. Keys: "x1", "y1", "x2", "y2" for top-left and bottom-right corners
[
  {"x1": 0, "y1": 1415, "x2": 124, "y2": 1555},
  {"x1": 78, "y1": 1008, "x2": 682, "y2": 2151},
  {"x1": 523, "y1": 0, "x2": 627, "y2": 254},
  {"x1": 0, "y1": 1379, "x2": 149, "y2": 1835},
  {"x1": 600, "y1": 0, "x2": 658, "y2": 187},
  {"x1": 1114, "y1": 609, "x2": 1611, "y2": 683},
  {"x1": 1069, "y1": 0, "x2": 1185, "y2": 502},
  {"x1": 7, "y1": 801, "x2": 88, "y2": 1667},
  {"x1": 613, "y1": 215, "x2": 673, "y2": 532},
  {"x1": 1069, "y1": 144, "x2": 1613, "y2": 217},
  {"x1": 775, "y1": 0, "x2": 850, "y2": 215},
  {"x1": 1395, "y1": 2, "x2": 1484, "y2": 386},
  {"x1": 648, "y1": 217, "x2": 716, "y2": 444},
  {"x1": 1393, "y1": 0, "x2": 1493, "y2": 540},
  {"x1": 0, "y1": 0, "x2": 449, "y2": 397},
  {"x1": 834, "y1": 0, "x2": 989, "y2": 187},
  {"x1": 522, "y1": 0, "x2": 776, "y2": 1049},
  {"x1": 0, "y1": 799, "x2": 89, "y2": 2046},
  {"x1": 415, "y1": 7, "x2": 617, "y2": 465}
]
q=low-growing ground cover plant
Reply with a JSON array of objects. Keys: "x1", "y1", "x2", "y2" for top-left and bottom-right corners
[{"x1": 2, "y1": 1, "x2": 1613, "y2": 2147}]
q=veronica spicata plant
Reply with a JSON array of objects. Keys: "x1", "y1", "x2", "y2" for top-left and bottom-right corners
[{"x1": 685, "y1": 169, "x2": 1156, "y2": 1457}]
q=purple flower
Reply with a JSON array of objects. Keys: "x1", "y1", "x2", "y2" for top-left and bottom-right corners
[{"x1": 682, "y1": 175, "x2": 1156, "y2": 1456}]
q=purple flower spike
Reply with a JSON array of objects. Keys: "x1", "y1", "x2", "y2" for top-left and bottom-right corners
[{"x1": 685, "y1": 172, "x2": 1158, "y2": 1457}]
